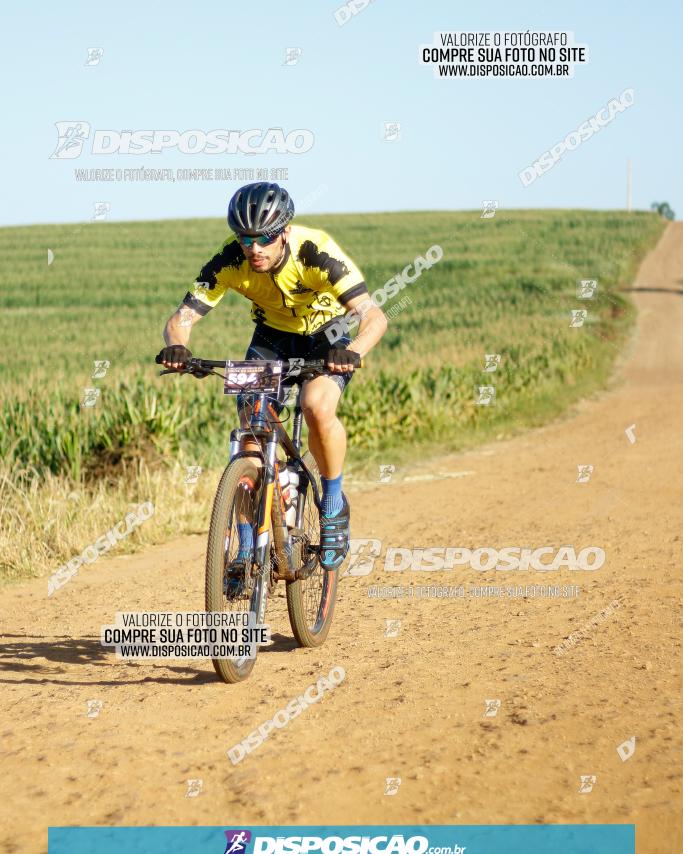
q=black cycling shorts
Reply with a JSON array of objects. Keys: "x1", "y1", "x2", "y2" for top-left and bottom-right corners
[{"x1": 237, "y1": 321, "x2": 353, "y2": 415}]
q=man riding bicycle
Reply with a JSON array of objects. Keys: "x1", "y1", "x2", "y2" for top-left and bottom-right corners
[{"x1": 157, "y1": 182, "x2": 387, "y2": 570}]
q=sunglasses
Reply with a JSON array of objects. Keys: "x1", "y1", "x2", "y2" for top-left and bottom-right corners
[{"x1": 237, "y1": 231, "x2": 283, "y2": 247}]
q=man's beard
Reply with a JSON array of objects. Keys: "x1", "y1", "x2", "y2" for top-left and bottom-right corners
[{"x1": 247, "y1": 238, "x2": 286, "y2": 272}]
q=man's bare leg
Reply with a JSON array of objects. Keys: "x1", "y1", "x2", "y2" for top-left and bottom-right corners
[{"x1": 300, "y1": 375, "x2": 345, "y2": 479}]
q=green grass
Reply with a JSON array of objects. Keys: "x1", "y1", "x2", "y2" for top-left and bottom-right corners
[
  {"x1": 0, "y1": 209, "x2": 666, "y2": 581},
  {"x1": 0, "y1": 209, "x2": 664, "y2": 469}
]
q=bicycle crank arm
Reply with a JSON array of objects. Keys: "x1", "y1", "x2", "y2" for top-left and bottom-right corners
[
  {"x1": 295, "y1": 556, "x2": 319, "y2": 580},
  {"x1": 293, "y1": 543, "x2": 323, "y2": 580}
]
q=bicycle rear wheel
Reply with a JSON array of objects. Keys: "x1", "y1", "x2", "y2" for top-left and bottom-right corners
[
  {"x1": 286, "y1": 451, "x2": 339, "y2": 647},
  {"x1": 205, "y1": 458, "x2": 267, "y2": 683}
]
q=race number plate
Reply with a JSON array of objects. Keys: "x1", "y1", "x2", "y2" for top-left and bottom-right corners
[{"x1": 223, "y1": 361, "x2": 282, "y2": 395}]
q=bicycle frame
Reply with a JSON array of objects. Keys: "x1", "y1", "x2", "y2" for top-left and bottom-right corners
[{"x1": 228, "y1": 388, "x2": 322, "y2": 584}]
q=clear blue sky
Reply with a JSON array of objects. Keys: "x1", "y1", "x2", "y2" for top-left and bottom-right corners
[{"x1": 2, "y1": 0, "x2": 681, "y2": 226}]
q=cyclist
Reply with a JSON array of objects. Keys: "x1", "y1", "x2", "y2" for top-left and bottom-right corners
[{"x1": 157, "y1": 182, "x2": 387, "y2": 570}]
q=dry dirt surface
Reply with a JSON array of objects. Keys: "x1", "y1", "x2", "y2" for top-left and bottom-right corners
[{"x1": 1, "y1": 224, "x2": 682, "y2": 854}]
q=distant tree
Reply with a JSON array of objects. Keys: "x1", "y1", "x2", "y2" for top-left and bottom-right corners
[{"x1": 650, "y1": 201, "x2": 675, "y2": 220}]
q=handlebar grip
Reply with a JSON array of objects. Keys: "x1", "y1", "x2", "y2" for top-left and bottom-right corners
[{"x1": 360, "y1": 358, "x2": 365, "y2": 369}]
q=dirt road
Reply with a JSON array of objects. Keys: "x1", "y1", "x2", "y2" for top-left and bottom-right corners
[{"x1": 1, "y1": 224, "x2": 682, "y2": 853}]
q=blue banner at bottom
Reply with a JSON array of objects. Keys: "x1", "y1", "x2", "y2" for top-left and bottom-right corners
[{"x1": 48, "y1": 824, "x2": 634, "y2": 854}]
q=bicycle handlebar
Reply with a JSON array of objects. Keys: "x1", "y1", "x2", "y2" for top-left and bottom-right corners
[{"x1": 154, "y1": 355, "x2": 364, "y2": 379}]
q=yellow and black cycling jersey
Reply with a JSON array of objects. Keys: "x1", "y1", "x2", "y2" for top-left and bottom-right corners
[{"x1": 181, "y1": 224, "x2": 368, "y2": 335}]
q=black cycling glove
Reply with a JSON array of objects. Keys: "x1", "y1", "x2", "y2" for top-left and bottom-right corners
[
  {"x1": 156, "y1": 344, "x2": 192, "y2": 368},
  {"x1": 156, "y1": 345, "x2": 211, "y2": 378},
  {"x1": 326, "y1": 347, "x2": 362, "y2": 371}
]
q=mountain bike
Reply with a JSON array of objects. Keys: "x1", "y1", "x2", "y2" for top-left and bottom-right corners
[{"x1": 156, "y1": 355, "x2": 358, "y2": 683}]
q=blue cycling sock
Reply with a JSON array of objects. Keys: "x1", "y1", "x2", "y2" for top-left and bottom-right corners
[
  {"x1": 321, "y1": 474, "x2": 344, "y2": 517},
  {"x1": 236, "y1": 522, "x2": 254, "y2": 559}
]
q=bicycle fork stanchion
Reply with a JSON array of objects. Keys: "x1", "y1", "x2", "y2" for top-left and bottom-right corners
[
  {"x1": 291, "y1": 398, "x2": 305, "y2": 529},
  {"x1": 229, "y1": 429, "x2": 240, "y2": 461},
  {"x1": 252, "y1": 392, "x2": 273, "y2": 555}
]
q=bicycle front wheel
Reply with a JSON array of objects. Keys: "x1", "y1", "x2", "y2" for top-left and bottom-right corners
[
  {"x1": 205, "y1": 458, "x2": 267, "y2": 683},
  {"x1": 286, "y1": 451, "x2": 339, "y2": 647}
]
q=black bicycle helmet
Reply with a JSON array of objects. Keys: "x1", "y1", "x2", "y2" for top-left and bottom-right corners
[{"x1": 227, "y1": 182, "x2": 295, "y2": 236}]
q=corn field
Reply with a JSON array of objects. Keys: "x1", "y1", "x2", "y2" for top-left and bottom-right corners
[{"x1": 0, "y1": 209, "x2": 666, "y2": 581}]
